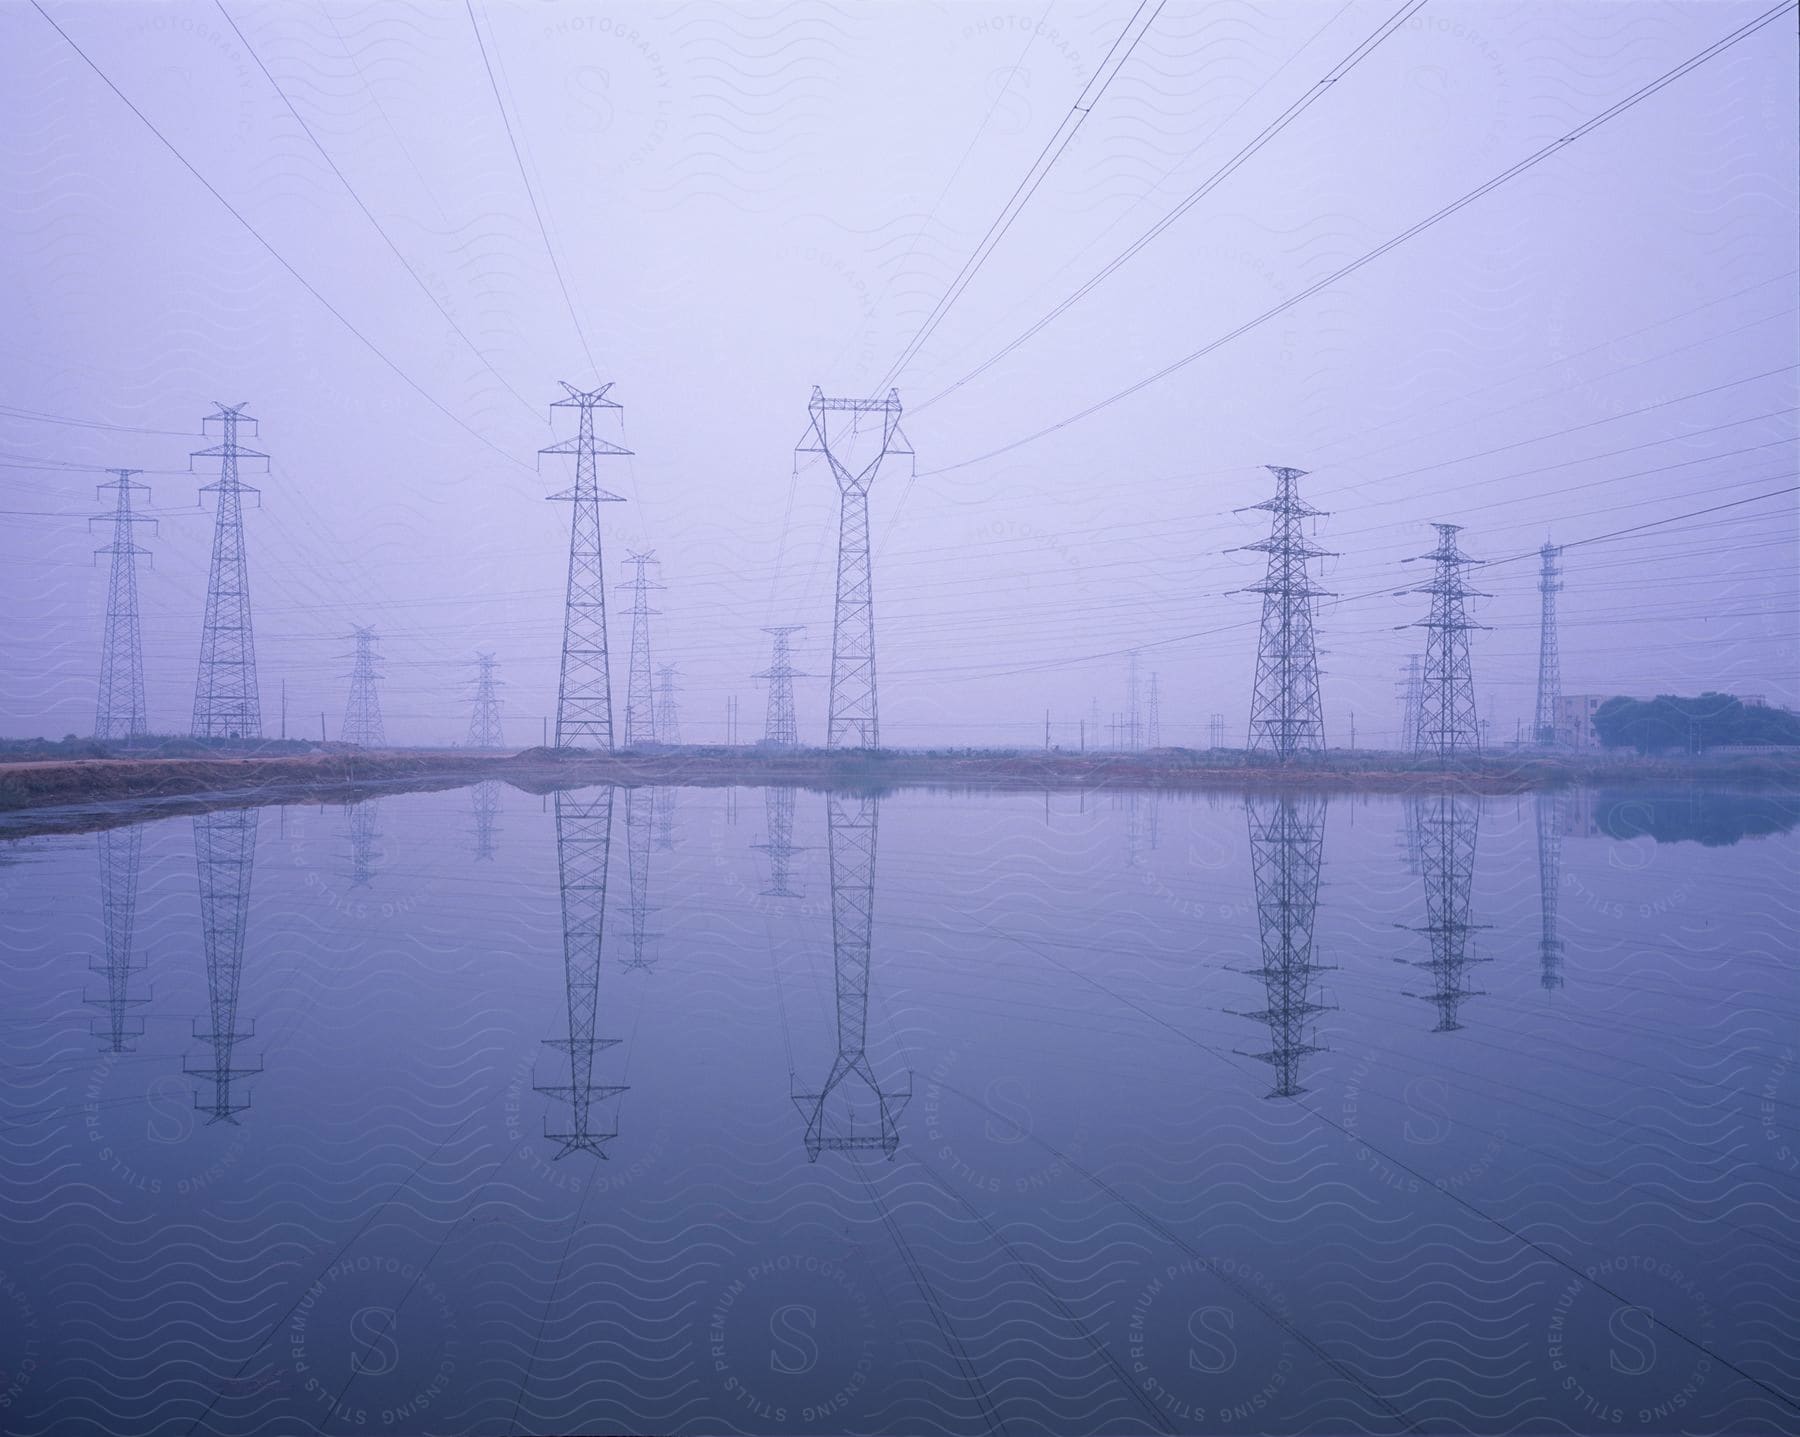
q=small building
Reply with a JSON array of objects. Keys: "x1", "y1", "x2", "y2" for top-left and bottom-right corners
[{"x1": 1555, "y1": 694, "x2": 1614, "y2": 748}]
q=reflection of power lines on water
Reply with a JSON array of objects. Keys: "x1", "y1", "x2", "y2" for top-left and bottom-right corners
[
  {"x1": 185, "y1": 810, "x2": 262, "y2": 1123},
  {"x1": 623, "y1": 787, "x2": 659, "y2": 973},
  {"x1": 538, "y1": 790, "x2": 628, "y2": 1158},
  {"x1": 1230, "y1": 796, "x2": 1333, "y2": 1097},
  {"x1": 754, "y1": 786, "x2": 807, "y2": 899},
  {"x1": 793, "y1": 795, "x2": 910, "y2": 1159},
  {"x1": 1535, "y1": 790, "x2": 1566, "y2": 991},
  {"x1": 1399, "y1": 795, "x2": 1489, "y2": 1031},
  {"x1": 87, "y1": 827, "x2": 149, "y2": 1051}
]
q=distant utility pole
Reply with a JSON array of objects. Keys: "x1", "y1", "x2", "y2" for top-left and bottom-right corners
[
  {"x1": 655, "y1": 664, "x2": 681, "y2": 745},
  {"x1": 1045, "y1": 709, "x2": 1051, "y2": 750},
  {"x1": 541, "y1": 382, "x2": 629, "y2": 750},
  {"x1": 340, "y1": 627, "x2": 385, "y2": 748},
  {"x1": 757, "y1": 625, "x2": 811, "y2": 748},
  {"x1": 1235, "y1": 465, "x2": 1332, "y2": 761},
  {"x1": 797, "y1": 387, "x2": 912, "y2": 748},
  {"x1": 726, "y1": 694, "x2": 739, "y2": 746},
  {"x1": 191, "y1": 404, "x2": 267, "y2": 740},
  {"x1": 1535, "y1": 540, "x2": 1563, "y2": 745},
  {"x1": 1209, "y1": 713, "x2": 1226, "y2": 750},
  {"x1": 468, "y1": 652, "x2": 505, "y2": 749},
  {"x1": 92, "y1": 467, "x2": 154, "y2": 740},
  {"x1": 280, "y1": 679, "x2": 287, "y2": 742},
  {"x1": 1405, "y1": 523, "x2": 1487, "y2": 759},
  {"x1": 618, "y1": 550, "x2": 663, "y2": 746}
]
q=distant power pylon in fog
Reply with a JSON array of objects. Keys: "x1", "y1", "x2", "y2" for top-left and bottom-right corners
[
  {"x1": 87, "y1": 827, "x2": 149, "y2": 1050},
  {"x1": 1125, "y1": 651, "x2": 1143, "y2": 751},
  {"x1": 1398, "y1": 655, "x2": 1424, "y2": 753},
  {"x1": 541, "y1": 383, "x2": 630, "y2": 750},
  {"x1": 1208, "y1": 713, "x2": 1225, "y2": 750},
  {"x1": 340, "y1": 627, "x2": 385, "y2": 747},
  {"x1": 191, "y1": 404, "x2": 267, "y2": 740},
  {"x1": 619, "y1": 551, "x2": 663, "y2": 746},
  {"x1": 1236, "y1": 465, "x2": 1332, "y2": 760},
  {"x1": 655, "y1": 665, "x2": 681, "y2": 745},
  {"x1": 186, "y1": 810, "x2": 262, "y2": 1122},
  {"x1": 798, "y1": 387, "x2": 912, "y2": 748},
  {"x1": 92, "y1": 468, "x2": 154, "y2": 740},
  {"x1": 1403, "y1": 524, "x2": 1486, "y2": 759},
  {"x1": 468, "y1": 653, "x2": 505, "y2": 749},
  {"x1": 757, "y1": 625, "x2": 811, "y2": 747},
  {"x1": 1400, "y1": 794, "x2": 1488, "y2": 1031},
  {"x1": 1147, "y1": 671, "x2": 1162, "y2": 749},
  {"x1": 1535, "y1": 541, "x2": 1563, "y2": 745}
]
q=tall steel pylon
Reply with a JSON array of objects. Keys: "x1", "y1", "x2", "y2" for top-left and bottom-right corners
[
  {"x1": 797, "y1": 387, "x2": 912, "y2": 749},
  {"x1": 754, "y1": 786, "x2": 807, "y2": 898},
  {"x1": 1125, "y1": 651, "x2": 1142, "y2": 751},
  {"x1": 1230, "y1": 796, "x2": 1333, "y2": 1097},
  {"x1": 1397, "y1": 655, "x2": 1424, "y2": 754},
  {"x1": 340, "y1": 627, "x2": 385, "y2": 747},
  {"x1": 92, "y1": 468, "x2": 155, "y2": 740},
  {"x1": 1236, "y1": 465, "x2": 1333, "y2": 760},
  {"x1": 538, "y1": 789, "x2": 629, "y2": 1157},
  {"x1": 185, "y1": 809, "x2": 262, "y2": 1122},
  {"x1": 793, "y1": 794, "x2": 910, "y2": 1159},
  {"x1": 622, "y1": 786, "x2": 659, "y2": 973},
  {"x1": 618, "y1": 551, "x2": 663, "y2": 746},
  {"x1": 1535, "y1": 790, "x2": 1565, "y2": 991},
  {"x1": 1404, "y1": 523, "x2": 1487, "y2": 759},
  {"x1": 756, "y1": 625, "x2": 811, "y2": 747},
  {"x1": 471, "y1": 780, "x2": 502, "y2": 861},
  {"x1": 541, "y1": 383, "x2": 630, "y2": 750},
  {"x1": 1535, "y1": 541, "x2": 1563, "y2": 745},
  {"x1": 468, "y1": 653, "x2": 505, "y2": 749},
  {"x1": 655, "y1": 664, "x2": 681, "y2": 745},
  {"x1": 1399, "y1": 794, "x2": 1488, "y2": 1031},
  {"x1": 1146, "y1": 671, "x2": 1161, "y2": 749},
  {"x1": 191, "y1": 404, "x2": 267, "y2": 740},
  {"x1": 86, "y1": 826, "x2": 150, "y2": 1051}
]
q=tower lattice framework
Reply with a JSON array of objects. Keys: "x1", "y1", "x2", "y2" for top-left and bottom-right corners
[
  {"x1": 468, "y1": 653, "x2": 505, "y2": 749},
  {"x1": 618, "y1": 551, "x2": 663, "y2": 746},
  {"x1": 541, "y1": 383, "x2": 629, "y2": 750},
  {"x1": 471, "y1": 780, "x2": 502, "y2": 861},
  {"x1": 93, "y1": 468, "x2": 155, "y2": 740},
  {"x1": 1230, "y1": 796, "x2": 1334, "y2": 1097},
  {"x1": 186, "y1": 809, "x2": 262, "y2": 1122},
  {"x1": 340, "y1": 626, "x2": 385, "y2": 747},
  {"x1": 654, "y1": 665, "x2": 681, "y2": 745},
  {"x1": 1397, "y1": 655, "x2": 1424, "y2": 754},
  {"x1": 538, "y1": 789, "x2": 629, "y2": 1157},
  {"x1": 1237, "y1": 465, "x2": 1333, "y2": 759},
  {"x1": 191, "y1": 404, "x2": 267, "y2": 739},
  {"x1": 1535, "y1": 790, "x2": 1565, "y2": 991},
  {"x1": 1400, "y1": 794, "x2": 1489, "y2": 1031},
  {"x1": 623, "y1": 786, "x2": 660, "y2": 973},
  {"x1": 87, "y1": 826, "x2": 150, "y2": 1051},
  {"x1": 754, "y1": 786, "x2": 807, "y2": 898},
  {"x1": 756, "y1": 625, "x2": 811, "y2": 747},
  {"x1": 1406, "y1": 523, "x2": 1487, "y2": 759},
  {"x1": 1535, "y1": 541, "x2": 1563, "y2": 745},
  {"x1": 797, "y1": 388, "x2": 912, "y2": 749},
  {"x1": 345, "y1": 799, "x2": 381, "y2": 887},
  {"x1": 793, "y1": 794, "x2": 910, "y2": 1159}
]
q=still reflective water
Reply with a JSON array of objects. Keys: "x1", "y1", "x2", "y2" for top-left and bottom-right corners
[{"x1": 0, "y1": 783, "x2": 1795, "y2": 1435}]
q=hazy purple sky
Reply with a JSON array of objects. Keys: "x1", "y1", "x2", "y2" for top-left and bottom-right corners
[{"x1": 3, "y1": 0, "x2": 1795, "y2": 746}]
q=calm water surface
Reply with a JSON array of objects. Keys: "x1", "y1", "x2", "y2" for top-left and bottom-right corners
[{"x1": 1, "y1": 783, "x2": 1795, "y2": 1435}]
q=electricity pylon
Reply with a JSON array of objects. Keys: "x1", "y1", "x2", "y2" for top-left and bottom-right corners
[
  {"x1": 618, "y1": 551, "x2": 663, "y2": 747},
  {"x1": 1146, "y1": 671, "x2": 1161, "y2": 749},
  {"x1": 191, "y1": 404, "x2": 267, "y2": 740},
  {"x1": 541, "y1": 383, "x2": 630, "y2": 750},
  {"x1": 471, "y1": 780, "x2": 502, "y2": 861},
  {"x1": 92, "y1": 469, "x2": 155, "y2": 740},
  {"x1": 185, "y1": 809, "x2": 262, "y2": 1122},
  {"x1": 654, "y1": 785, "x2": 677, "y2": 852},
  {"x1": 345, "y1": 800, "x2": 380, "y2": 887},
  {"x1": 1126, "y1": 651, "x2": 1143, "y2": 751},
  {"x1": 1230, "y1": 796, "x2": 1333, "y2": 1097},
  {"x1": 1235, "y1": 466, "x2": 1332, "y2": 760},
  {"x1": 754, "y1": 786, "x2": 807, "y2": 898},
  {"x1": 538, "y1": 789, "x2": 629, "y2": 1157},
  {"x1": 1397, "y1": 655, "x2": 1424, "y2": 754},
  {"x1": 1402, "y1": 523, "x2": 1486, "y2": 759},
  {"x1": 86, "y1": 826, "x2": 150, "y2": 1051},
  {"x1": 1535, "y1": 790, "x2": 1565, "y2": 991},
  {"x1": 756, "y1": 625, "x2": 811, "y2": 748},
  {"x1": 468, "y1": 653, "x2": 505, "y2": 749},
  {"x1": 655, "y1": 664, "x2": 681, "y2": 745},
  {"x1": 340, "y1": 627, "x2": 385, "y2": 747},
  {"x1": 793, "y1": 794, "x2": 910, "y2": 1159},
  {"x1": 1535, "y1": 541, "x2": 1563, "y2": 745},
  {"x1": 797, "y1": 387, "x2": 912, "y2": 748},
  {"x1": 1399, "y1": 794, "x2": 1489, "y2": 1031},
  {"x1": 622, "y1": 786, "x2": 659, "y2": 973}
]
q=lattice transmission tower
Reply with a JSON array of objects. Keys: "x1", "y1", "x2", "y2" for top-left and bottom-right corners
[
  {"x1": 1236, "y1": 466, "x2": 1332, "y2": 760},
  {"x1": 340, "y1": 626, "x2": 385, "y2": 747},
  {"x1": 797, "y1": 388, "x2": 912, "y2": 748},
  {"x1": 1535, "y1": 541, "x2": 1563, "y2": 745},
  {"x1": 470, "y1": 780, "x2": 502, "y2": 861},
  {"x1": 1400, "y1": 794, "x2": 1488, "y2": 1032},
  {"x1": 1404, "y1": 523, "x2": 1486, "y2": 759},
  {"x1": 754, "y1": 786, "x2": 807, "y2": 898},
  {"x1": 1397, "y1": 655, "x2": 1424, "y2": 754},
  {"x1": 655, "y1": 664, "x2": 681, "y2": 745},
  {"x1": 793, "y1": 794, "x2": 909, "y2": 1159},
  {"x1": 1125, "y1": 651, "x2": 1143, "y2": 751},
  {"x1": 617, "y1": 551, "x2": 663, "y2": 746},
  {"x1": 345, "y1": 799, "x2": 381, "y2": 887},
  {"x1": 86, "y1": 827, "x2": 150, "y2": 1051},
  {"x1": 92, "y1": 468, "x2": 155, "y2": 740},
  {"x1": 1230, "y1": 796, "x2": 1334, "y2": 1097},
  {"x1": 756, "y1": 625, "x2": 811, "y2": 747},
  {"x1": 191, "y1": 404, "x2": 267, "y2": 739},
  {"x1": 1146, "y1": 671, "x2": 1161, "y2": 749},
  {"x1": 1535, "y1": 790, "x2": 1565, "y2": 991},
  {"x1": 540, "y1": 383, "x2": 629, "y2": 749},
  {"x1": 622, "y1": 786, "x2": 660, "y2": 973},
  {"x1": 538, "y1": 789, "x2": 629, "y2": 1157},
  {"x1": 185, "y1": 809, "x2": 262, "y2": 1122},
  {"x1": 468, "y1": 653, "x2": 505, "y2": 749}
]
